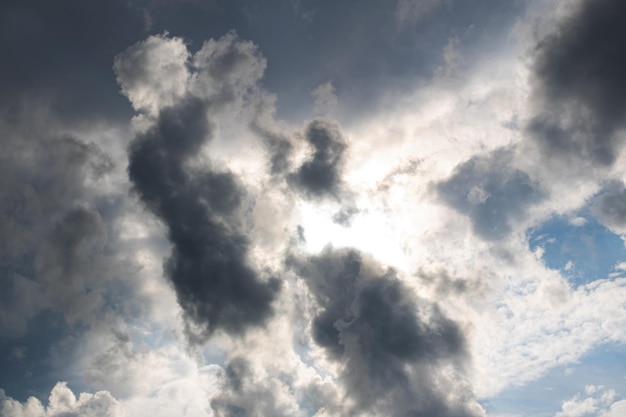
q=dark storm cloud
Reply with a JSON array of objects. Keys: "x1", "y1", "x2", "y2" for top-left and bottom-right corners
[
  {"x1": 288, "y1": 248, "x2": 480, "y2": 417},
  {"x1": 127, "y1": 96, "x2": 279, "y2": 340},
  {"x1": 526, "y1": 0, "x2": 626, "y2": 167},
  {"x1": 436, "y1": 147, "x2": 546, "y2": 240},
  {"x1": 289, "y1": 119, "x2": 347, "y2": 199}
]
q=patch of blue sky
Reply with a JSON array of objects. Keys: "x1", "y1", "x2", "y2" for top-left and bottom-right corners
[
  {"x1": 528, "y1": 214, "x2": 626, "y2": 286},
  {"x1": 482, "y1": 343, "x2": 626, "y2": 417}
]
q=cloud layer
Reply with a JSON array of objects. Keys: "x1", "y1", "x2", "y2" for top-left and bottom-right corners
[{"x1": 3, "y1": 1, "x2": 626, "y2": 417}]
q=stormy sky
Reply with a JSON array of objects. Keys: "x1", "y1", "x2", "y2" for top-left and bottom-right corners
[{"x1": 2, "y1": 1, "x2": 626, "y2": 416}]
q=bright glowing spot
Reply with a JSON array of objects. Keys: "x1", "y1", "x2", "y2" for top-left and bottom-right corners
[{"x1": 297, "y1": 202, "x2": 410, "y2": 272}]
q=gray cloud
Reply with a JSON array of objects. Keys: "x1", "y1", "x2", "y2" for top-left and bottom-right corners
[
  {"x1": 288, "y1": 248, "x2": 481, "y2": 417},
  {"x1": 436, "y1": 147, "x2": 546, "y2": 240},
  {"x1": 0, "y1": 130, "x2": 115, "y2": 335},
  {"x1": 0, "y1": 124, "x2": 132, "y2": 400},
  {"x1": 127, "y1": 97, "x2": 280, "y2": 340},
  {"x1": 289, "y1": 119, "x2": 347, "y2": 200},
  {"x1": 117, "y1": 33, "x2": 286, "y2": 340},
  {"x1": 592, "y1": 182, "x2": 626, "y2": 234},
  {"x1": 209, "y1": 355, "x2": 340, "y2": 417},
  {"x1": 36, "y1": 206, "x2": 107, "y2": 322},
  {"x1": 249, "y1": 119, "x2": 294, "y2": 177},
  {"x1": 526, "y1": 0, "x2": 626, "y2": 167},
  {"x1": 332, "y1": 206, "x2": 359, "y2": 227},
  {"x1": 417, "y1": 268, "x2": 488, "y2": 299},
  {"x1": 210, "y1": 357, "x2": 287, "y2": 417}
]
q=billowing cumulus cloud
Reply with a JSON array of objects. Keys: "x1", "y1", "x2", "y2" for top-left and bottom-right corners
[
  {"x1": 190, "y1": 31, "x2": 267, "y2": 104},
  {"x1": 114, "y1": 35, "x2": 190, "y2": 115},
  {"x1": 117, "y1": 33, "x2": 280, "y2": 340},
  {"x1": 0, "y1": 382, "x2": 123, "y2": 417},
  {"x1": 289, "y1": 248, "x2": 483, "y2": 417},
  {"x1": 554, "y1": 385, "x2": 626, "y2": 417}
]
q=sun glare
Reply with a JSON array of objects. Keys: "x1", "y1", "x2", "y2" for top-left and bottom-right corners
[{"x1": 297, "y1": 202, "x2": 410, "y2": 272}]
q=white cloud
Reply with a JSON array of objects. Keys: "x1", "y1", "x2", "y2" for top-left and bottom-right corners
[
  {"x1": 555, "y1": 385, "x2": 624, "y2": 417},
  {"x1": 600, "y1": 400, "x2": 626, "y2": 417},
  {"x1": 0, "y1": 382, "x2": 124, "y2": 417},
  {"x1": 190, "y1": 31, "x2": 266, "y2": 104},
  {"x1": 6, "y1": 3, "x2": 626, "y2": 417},
  {"x1": 114, "y1": 34, "x2": 190, "y2": 115}
]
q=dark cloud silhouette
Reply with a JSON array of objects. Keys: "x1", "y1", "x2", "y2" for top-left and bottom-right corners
[
  {"x1": 289, "y1": 119, "x2": 347, "y2": 199},
  {"x1": 436, "y1": 147, "x2": 546, "y2": 240},
  {"x1": 128, "y1": 101, "x2": 280, "y2": 338},
  {"x1": 127, "y1": 97, "x2": 279, "y2": 340},
  {"x1": 115, "y1": 32, "x2": 283, "y2": 339},
  {"x1": 288, "y1": 248, "x2": 480, "y2": 417},
  {"x1": 526, "y1": 0, "x2": 626, "y2": 166}
]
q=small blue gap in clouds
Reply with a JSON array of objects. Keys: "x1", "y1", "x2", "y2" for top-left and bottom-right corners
[{"x1": 528, "y1": 215, "x2": 626, "y2": 286}]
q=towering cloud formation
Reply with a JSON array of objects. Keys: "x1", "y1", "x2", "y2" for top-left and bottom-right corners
[
  {"x1": 117, "y1": 34, "x2": 280, "y2": 339},
  {"x1": 289, "y1": 248, "x2": 483, "y2": 417},
  {"x1": 527, "y1": 0, "x2": 626, "y2": 167}
]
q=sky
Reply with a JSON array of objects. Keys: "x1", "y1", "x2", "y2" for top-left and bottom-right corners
[{"x1": 1, "y1": 0, "x2": 626, "y2": 416}]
